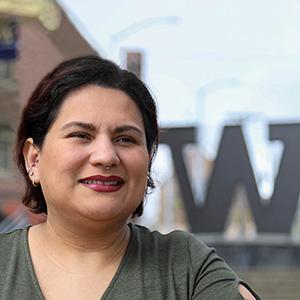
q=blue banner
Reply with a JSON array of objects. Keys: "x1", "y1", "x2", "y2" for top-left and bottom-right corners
[{"x1": 0, "y1": 18, "x2": 18, "y2": 60}]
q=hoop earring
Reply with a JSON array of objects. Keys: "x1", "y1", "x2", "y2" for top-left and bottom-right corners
[
  {"x1": 32, "y1": 173, "x2": 38, "y2": 187},
  {"x1": 28, "y1": 164, "x2": 38, "y2": 187}
]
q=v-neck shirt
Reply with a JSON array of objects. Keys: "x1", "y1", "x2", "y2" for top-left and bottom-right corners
[{"x1": 0, "y1": 224, "x2": 252, "y2": 299}]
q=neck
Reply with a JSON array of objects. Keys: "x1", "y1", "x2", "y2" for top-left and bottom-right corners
[
  {"x1": 32, "y1": 218, "x2": 130, "y2": 273},
  {"x1": 47, "y1": 215, "x2": 129, "y2": 249}
]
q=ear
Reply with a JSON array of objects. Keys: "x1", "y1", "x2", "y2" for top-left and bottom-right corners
[{"x1": 23, "y1": 138, "x2": 40, "y2": 182}]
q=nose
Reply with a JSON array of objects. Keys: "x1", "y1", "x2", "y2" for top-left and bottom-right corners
[{"x1": 89, "y1": 137, "x2": 120, "y2": 168}]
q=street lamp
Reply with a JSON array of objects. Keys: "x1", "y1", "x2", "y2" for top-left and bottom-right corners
[
  {"x1": 111, "y1": 16, "x2": 180, "y2": 44},
  {"x1": 108, "y1": 15, "x2": 180, "y2": 70}
]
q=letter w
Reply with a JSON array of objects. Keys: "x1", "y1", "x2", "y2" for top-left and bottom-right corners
[{"x1": 160, "y1": 124, "x2": 300, "y2": 233}]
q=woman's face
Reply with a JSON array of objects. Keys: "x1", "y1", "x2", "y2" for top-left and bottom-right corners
[{"x1": 28, "y1": 85, "x2": 150, "y2": 224}]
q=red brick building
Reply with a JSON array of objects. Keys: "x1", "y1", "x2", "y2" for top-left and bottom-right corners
[{"x1": 0, "y1": 0, "x2": 97, "y2": 226}]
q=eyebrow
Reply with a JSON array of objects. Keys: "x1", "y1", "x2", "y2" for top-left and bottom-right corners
[
  {"x1": 61, "y1": 122, "x2": 96, "y2": 132},
  {"x1": 61, "y1": 122, "x2": 144, "y2": 135},
  {"x1": 114, "y1": 125, "x2": 144, "y2": 135}
]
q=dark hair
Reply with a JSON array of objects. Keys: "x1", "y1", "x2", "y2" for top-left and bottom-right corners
[{"x1": 15, "y1": 55, "x2": 159, "y2": 217}]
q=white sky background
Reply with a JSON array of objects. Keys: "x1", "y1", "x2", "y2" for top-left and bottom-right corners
[
  {"x1": 58, "y1": 0, "x2": 300, "y2": 144},
  {"x1": 58, "y1": 0, "x2": 300, "y2": 217}
]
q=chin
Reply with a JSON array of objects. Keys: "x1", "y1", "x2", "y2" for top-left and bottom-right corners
[{"x1": 76, "y1": 205, "x2": 131, "y2": 223}]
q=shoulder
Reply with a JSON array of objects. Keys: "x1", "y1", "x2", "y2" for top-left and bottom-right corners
[
  {"x1": 0, "y1": 227, "x2": 28, "y2": 259},
  {"x1": 130, "y1": 224, "x2": 239, "y2": 278},
  {"x1": 0, "y1": 227, "x2": 43, "y2": 298},
  {"x1": 0, "y1": 227, "x2": 25, "y2": 242},
  {"x1": 114, "y1": 225, "x2": 245, "y2": 299},
  {"x1": 132, "y1": 223, "x2": 210, "y2": 247},
  {"x1": 0, "y1": 227, "x2": 28, "y2": 241},
  {"x1": 130, "y1": 224, "x2": 213, "y2": 268},
  {"x1": 0, "y1": 227, "x2": 29, "y2": 283}
]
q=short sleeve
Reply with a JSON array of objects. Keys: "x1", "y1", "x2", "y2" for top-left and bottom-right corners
[{"x1": 187, "y1": 234, "x2": 244, "y2": 300}]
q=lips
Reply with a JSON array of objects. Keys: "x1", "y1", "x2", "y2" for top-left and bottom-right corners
[{"x1": 79, "y1": 175, "x2": 125, "y2": 192}]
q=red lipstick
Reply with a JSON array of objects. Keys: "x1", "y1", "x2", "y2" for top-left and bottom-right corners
[{"x1": 79, "y1": 175, "x2": 124, "y2": 192}]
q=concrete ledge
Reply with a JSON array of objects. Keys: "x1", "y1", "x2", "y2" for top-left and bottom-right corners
[{"x1": 196, "y1": 234, "x2": 300, "y2": 267}]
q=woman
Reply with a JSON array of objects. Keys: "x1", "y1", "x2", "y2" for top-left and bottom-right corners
[{"x1": 0, "y1": 56, "x2": 259, "y2": 299}]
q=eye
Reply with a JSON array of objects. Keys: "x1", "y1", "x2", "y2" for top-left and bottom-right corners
[
  {"x1": 114, "y1": 136, "x2": 136, "y2": 144},
  {"x1": 68, "y1": 132, "x2": 91, "y2": 140}
]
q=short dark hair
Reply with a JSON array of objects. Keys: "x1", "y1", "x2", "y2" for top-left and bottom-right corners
[{"x1": 15, "y1": 55, "x2": 159, "y2": 217}]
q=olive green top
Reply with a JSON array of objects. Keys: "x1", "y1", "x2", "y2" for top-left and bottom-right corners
[{"x1": 0, "y1": 224, "x2": 257, "y2": 299}]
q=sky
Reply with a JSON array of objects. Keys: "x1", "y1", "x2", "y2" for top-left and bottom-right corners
[
  {"x1": 58, "y1": 0, "x2": 300, "y2": 131},
  {"x1": 57, "y1": 0, "x2": 300, "y2": 215}
]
